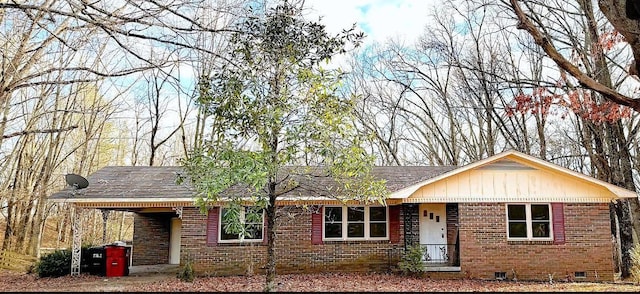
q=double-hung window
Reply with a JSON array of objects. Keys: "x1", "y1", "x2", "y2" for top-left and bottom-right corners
[
  {"x1": 220, "y1": 206, "x2": 264, "y2": 242},
  {"x1": 506, "y1": 204, "x2": 552, "y2": 240},
  {"x1": 323, "y1": 206, "x2": 388, "y2": 240}
]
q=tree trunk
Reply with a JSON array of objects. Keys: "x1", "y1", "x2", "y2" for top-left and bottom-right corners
[
  {"x1": 615, "y1": 200, "x2": 634, "y2": 278},
  {"x1": 264, "y1": 187, "x2": 277, "y2": 292},
  {"x1": 118, "y1": 212, "x2": 125, "y2": 240},
  {"x1": 2, "y1": 199, "x2": 14, "y2": 251},
  {"x1": 610, "y1": 204, "x2": 621, "y2": 273}
]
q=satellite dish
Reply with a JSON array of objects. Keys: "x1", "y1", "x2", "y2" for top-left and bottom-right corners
[{"x1": 65, "y1": 174, "x2": 89, "y2": 189}]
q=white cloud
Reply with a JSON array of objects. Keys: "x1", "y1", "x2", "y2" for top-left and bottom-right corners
[{"x1": 305, "y1": 0, "x2": 442, "y2": 45}]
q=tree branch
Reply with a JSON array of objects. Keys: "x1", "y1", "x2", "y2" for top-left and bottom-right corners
[
  {"x1": 509, "y1": 0, "x2": 640, "y2": 111},
  {"x1": 2, "y1": 125, "x2": 78, "y2": 139}
]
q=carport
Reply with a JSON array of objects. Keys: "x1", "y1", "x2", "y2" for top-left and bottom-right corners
[{"x1": 49, "y1": 166, "x2": 194, "y2": 275}]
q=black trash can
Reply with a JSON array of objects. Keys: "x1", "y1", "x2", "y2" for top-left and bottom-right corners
[
  {"x1": 86, "y1": 246, "x2": 106, "y2": 276},
  {"x1": 80, "y1": 248, "x2": 90, "y2": 273}
]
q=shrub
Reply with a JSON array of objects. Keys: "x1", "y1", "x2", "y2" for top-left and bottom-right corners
[
  {"x1": 177, "y1": 261, "x2": 195, "y2": 282},
  {"x1": 631, "y1": 243, "x2": 640, "y2": 283},
  {"x1": 398, "y1": 244, "x2": 425, "y2": 276},
  {"x1": 35, "y1": 249, "x2": 72, "y2": 278}
]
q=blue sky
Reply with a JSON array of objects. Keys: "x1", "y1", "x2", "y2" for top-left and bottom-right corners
[{"x1": 305, "y1": 0, "x2": 441, "y2": 45}]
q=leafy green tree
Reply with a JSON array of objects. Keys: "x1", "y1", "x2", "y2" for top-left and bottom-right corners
[{"x1": 178, "y1": 1, "x2": 386, "y2": 291}]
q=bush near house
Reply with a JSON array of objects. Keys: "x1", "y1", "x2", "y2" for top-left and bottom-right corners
[
  {"x1": 398, "y1": 244, "x2": 425, "y2": 276},
  {"x1": 34, "y1": 246, "x2": 95, "y2": 278},
  {"x1": 34, "y1": 249, "x2": 72, "y2": 278},
  {"x1": 177, "y1": 261, "x2": 195, "y2": 282}
]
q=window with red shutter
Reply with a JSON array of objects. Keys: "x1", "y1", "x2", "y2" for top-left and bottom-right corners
[{"x1": 505, "y1": 203, "x2": 553, "y2": 241}]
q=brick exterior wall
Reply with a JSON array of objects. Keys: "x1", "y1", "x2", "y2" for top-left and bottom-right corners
[
  {"x1": 134, "y1": 202, "x2": 615, "y2": 281},
  {"x1": 402, "y1": 204, "x2": 419, "y2": 247},
  {"x1": 180, "y1": 206, "x2": 404, "y2": 276},
  {"x1": 132, "y1": 212, "x2": 172, "y2": 265},
  {"x1": 458, "y1": 202, "x2": 614, "y2": 282}
]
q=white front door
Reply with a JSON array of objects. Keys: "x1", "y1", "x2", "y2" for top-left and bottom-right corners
[
  {"x1": 419, "y1": 203, "x2": 447, "y2": 263},
  {"x1": 169, "y1": 217, "x2": 182, "y2": 265}
]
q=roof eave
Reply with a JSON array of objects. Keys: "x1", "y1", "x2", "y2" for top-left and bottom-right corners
[
  {"x1": 49, "y1": 196, "x2": 404, "y2": 207},
  {"x1": 50, "y1": 197, "x2": 196, "y2": 203}
]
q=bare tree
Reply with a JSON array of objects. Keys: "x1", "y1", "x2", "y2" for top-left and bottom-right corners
[
  {"x1": 508, "y1": 0, "x2": 640, "y2": 110},
  {"x1": 139, "y1": 66, "x2": 191, "y2": 166},
  {"x1": 0, "y1": 0, "x2": 244, "y2": 255},
  {"x1": 348, "y1": 2, "x2": 559, "y2": 166}
]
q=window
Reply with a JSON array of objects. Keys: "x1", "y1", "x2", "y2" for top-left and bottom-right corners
[
  {"x1": 324, "y1": 207, "x2": 342, "y2": 238},
  {"x1": 323, "y1": 206, "x2": 388, "y2": 240},
  {"x1": 220, "y1": 206, "x2": 264, "y2": 242},
  {"x1": 347, "y1": 207, "x2": 365, "y2": 238},
  {"x1": 506, "y1": 204, "x2": 552, "y2": 240},
  {"x1": 369, "y1": 207, "x2": 387, "y2": 238}
]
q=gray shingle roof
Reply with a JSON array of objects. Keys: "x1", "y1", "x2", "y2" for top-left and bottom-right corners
[{"x1": 49, "y1": 165, "x2": 457, "y2": 201}]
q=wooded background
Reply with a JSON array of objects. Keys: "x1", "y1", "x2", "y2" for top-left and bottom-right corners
[{"x1": 0, "y1": 0, "x2": 639, "y2": 270}]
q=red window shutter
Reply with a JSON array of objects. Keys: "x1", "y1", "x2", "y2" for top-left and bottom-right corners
[
  {"x1": 206, "y1": 207, "x2": 219, "y2": 246},
  {"x1": 262, "y1": 213, "x2": 269, "y2": 245},
  {"x1": 311, "y1": 206, "x2": 323, "y2": 245},
  {"x1": 552, "y1": 203, "x2": 565, "y2": 245},
  {"x1": 389, "y1": 205, "x2": 401, "y2": 243}
]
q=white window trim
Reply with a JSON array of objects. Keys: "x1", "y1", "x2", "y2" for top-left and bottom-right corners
[
  {"x1": 322, "y1": 206, "x2": 389, "y2": 241},
  {"x1": 505, "y1": 203, "x2": 554, "y2": 241},
  {"x1": 218, "y1": 207, "x2": 264, "y2": 243}
]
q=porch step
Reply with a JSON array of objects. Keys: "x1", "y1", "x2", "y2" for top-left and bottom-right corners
[{"x1": 423, "y1": 265, "x2": 461, "y2": 272}]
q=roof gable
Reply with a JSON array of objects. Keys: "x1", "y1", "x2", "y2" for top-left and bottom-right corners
[{"x1": 392, "y1": 150, "x2": 637, "y2": 203}]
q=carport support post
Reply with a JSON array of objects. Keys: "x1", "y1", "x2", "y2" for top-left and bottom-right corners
[
  {"x1": 100, "y1": 209, "x2": 110, "y2": 244},
  {"x1": 71, "y1": 206, "x2": 84, "y2": 276}
]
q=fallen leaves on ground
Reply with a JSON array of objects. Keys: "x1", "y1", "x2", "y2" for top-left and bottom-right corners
[{"x1": 2, "y1": 270, "x2": 639, "y2": 292}]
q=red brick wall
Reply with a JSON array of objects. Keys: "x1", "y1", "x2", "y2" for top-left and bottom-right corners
[
  {"x1": 134, "y1": 202, "x2": 616, "y2": 281},
  {"x1": 458, "y1": 202, "x2": 614, "y2": 282},
  {"x1": 180, "y1": 206, "x2": 404, "y2": 276},
  {"x1": 132, "y1": 213, "x2": 171, "y2": 265}
]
